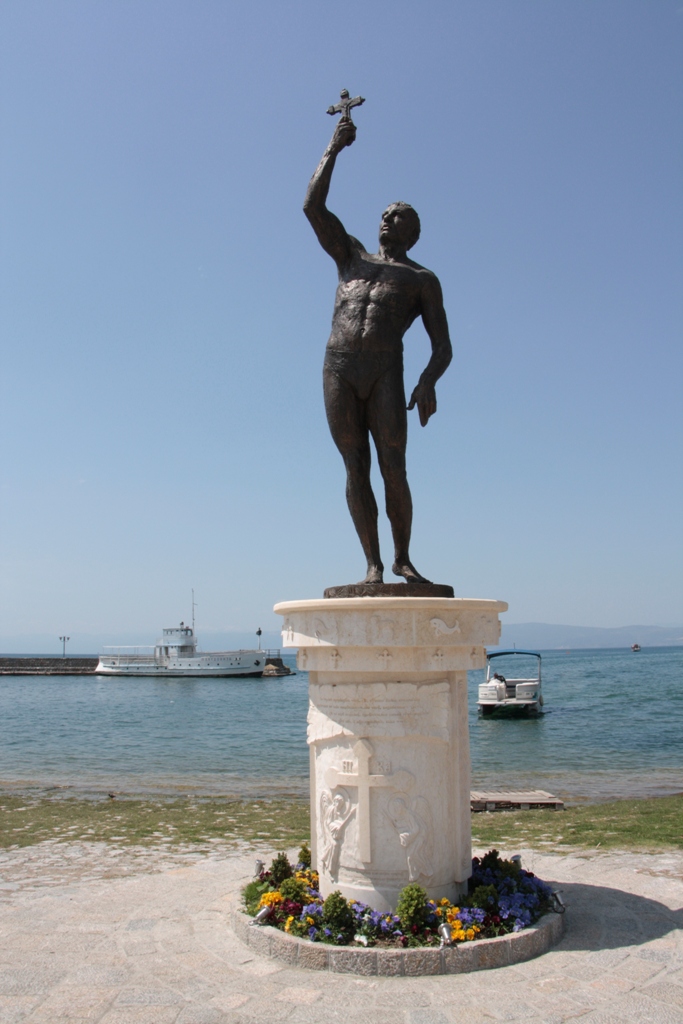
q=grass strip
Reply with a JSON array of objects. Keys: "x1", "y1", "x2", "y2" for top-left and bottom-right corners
[
  {"x1": 471, "y1": 794, "x2": 682, "y2": 851},
  {"x1": 0, "y1": 796, "x2": 309, "y2": 850},
  {"x1": 0, "y1": 793, "x2": 680, "y2": 852}
]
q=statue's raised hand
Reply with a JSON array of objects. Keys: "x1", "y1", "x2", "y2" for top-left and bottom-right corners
[
  {"x1": 329, "y1": 119, "x2": 356, "y2": 154},
  {"x1": 408, "y1": 381, "x2": 437, "y2": 427}
]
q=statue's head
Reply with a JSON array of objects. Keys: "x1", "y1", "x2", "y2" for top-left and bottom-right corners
[{"x1": 380, "y1": 202, "x2": 421, "y2": 251}]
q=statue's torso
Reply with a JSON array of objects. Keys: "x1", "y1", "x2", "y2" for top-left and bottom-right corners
[{"x1": 327, "y1": 248, "x2": 428, "y2": 354}]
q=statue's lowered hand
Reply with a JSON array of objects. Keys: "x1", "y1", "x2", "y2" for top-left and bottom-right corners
[{"x1": 408, "y1": 382, "x2": 437, "y2": 427}]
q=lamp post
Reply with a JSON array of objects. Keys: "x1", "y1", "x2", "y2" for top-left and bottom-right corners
[
  {"x1": 59, "y1": 636, "x2": 70, "y2": 658},
  {"x1": 256, "y1": 627, "x2": 262, "y2": 652}
]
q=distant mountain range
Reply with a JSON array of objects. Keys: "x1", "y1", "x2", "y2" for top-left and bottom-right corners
[
  {"x1": 1, "y1": 624, "x2": 681, "y2": 655},
  {"x1": 497, "y1": 623, "x2": 683, "y2": 650}
]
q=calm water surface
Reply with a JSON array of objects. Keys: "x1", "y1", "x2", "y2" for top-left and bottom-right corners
[{"x1": 0, "y1": 647, "x2": 680, "y2": 803}]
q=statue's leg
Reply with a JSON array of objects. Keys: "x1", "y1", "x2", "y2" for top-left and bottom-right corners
[
  {"x1": 368, "y1": 365, "x2": 431, "y2": 584},
  {"x1": 323, "y1": 364, "x2": 383, "y2": 583}
]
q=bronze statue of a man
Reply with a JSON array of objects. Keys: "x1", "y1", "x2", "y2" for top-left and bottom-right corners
[{"x1": 304, "y1": 117, "x2": 452, "y2": 586}]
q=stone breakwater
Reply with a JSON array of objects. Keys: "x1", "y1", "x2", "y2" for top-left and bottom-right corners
[{"x1": 0, "y1": 657, "x2": 98, "y2": 675}]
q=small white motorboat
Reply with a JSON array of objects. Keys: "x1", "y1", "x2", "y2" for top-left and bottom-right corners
[
  {"x1": 96, "y1": 622, "x2": 273, "y2": 678},
  {"x1": 478, "y1": 650, "x2": 543, "y2": 715}
]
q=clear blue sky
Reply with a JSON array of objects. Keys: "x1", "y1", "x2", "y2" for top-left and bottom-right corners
[{"x1": 1, "y1": 0, "x2": 681, "y2": 645}]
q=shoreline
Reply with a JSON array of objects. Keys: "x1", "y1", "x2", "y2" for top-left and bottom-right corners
[{"x1": 1, "y1": 765, "x2": 681, "y2": 806}]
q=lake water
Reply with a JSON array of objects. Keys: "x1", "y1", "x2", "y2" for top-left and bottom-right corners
[{"x1": 0, "y1": 647, "x2": 681, "y2": 804}]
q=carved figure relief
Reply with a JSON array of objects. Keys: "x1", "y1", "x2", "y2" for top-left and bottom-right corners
[
  {"x1": 320, "y1": 788, "x2": 355, "y2": 881},
  {"x1": 369, "y1": 614, "x2": 395, "y2": 644},
  {"x1": 376, "y1": 649, "x2": 392, "y2": 669},
  {"x1": 430, "y1": 617, "x2": 460, "y2": 637},
  {"x1": 313, "y1": 617, "x2": 332, "y2": 643},
  {"x1": 387, "y1": 795, "x2": 434, "y2": 882}
]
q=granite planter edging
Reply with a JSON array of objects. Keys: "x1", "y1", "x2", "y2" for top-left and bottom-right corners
[{"x1": 231, "y1": 908, "x2": 565, "y2": 975}]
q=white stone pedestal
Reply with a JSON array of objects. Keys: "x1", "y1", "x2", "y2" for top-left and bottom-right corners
[{"x1": 274, "y1": 597, "x2": 507, "y2": 912}]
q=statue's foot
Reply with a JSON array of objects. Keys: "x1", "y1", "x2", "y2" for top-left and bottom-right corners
[
  {"x1": 358, "y1": 565, "x2": 384, "y2": 585},
  {"x1": 392, "y1": 560, "x2": 432, "y2": 585}
]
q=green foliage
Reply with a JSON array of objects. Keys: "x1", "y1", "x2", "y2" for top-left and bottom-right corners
[
  {"x1": 243, "y1": 878, "x2": 272, "y2": 915},
  {"x1": 479, "y1": 849, "x2": 501, "y2": 872},
  {"x1": 269, "y1": 851, "x2": 293, "y2": 887},
  {"x1": 321, "y1": 890, "x2": 355, "y2": 942},
  {"x1": 396, "y1": 883, "x2": 429, "y2": 932},
  {"x1": 468, "y1": 884, "x2": 499, "y2": 911},
  {"x1": 297, "y1": 842, "x2": 312, "y2": 868},
  {"x1": 279, "y1": 877, "x2": 307, "y2": 904}
]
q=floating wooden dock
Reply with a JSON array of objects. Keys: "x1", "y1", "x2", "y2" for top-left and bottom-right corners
[{"x1": 471, "y1": 790, "x2": 564, "y2": 812}]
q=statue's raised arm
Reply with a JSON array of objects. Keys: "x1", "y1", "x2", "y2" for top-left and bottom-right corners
[{"x1": 303, "y1": 119, "x2": 357, "y2": 267}]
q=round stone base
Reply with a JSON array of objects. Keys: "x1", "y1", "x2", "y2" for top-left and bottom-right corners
[{"x1": 231, "y1": 909, "x2": 565, "y2": 975}]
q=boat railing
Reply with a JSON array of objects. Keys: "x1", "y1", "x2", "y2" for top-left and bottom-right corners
[
  {"x1": 200, "y1": 648, "x2": 283, "y2": 658},
  {"x1": 98, "y1": 654, "x2": 156, "y2": 665}
]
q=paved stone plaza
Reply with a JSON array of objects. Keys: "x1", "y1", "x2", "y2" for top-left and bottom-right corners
[{"x1": 0, "y1": 840, "x2": 681, "y2": 1023}]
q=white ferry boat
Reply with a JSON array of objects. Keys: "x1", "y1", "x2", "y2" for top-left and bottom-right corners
[{"x1": 96, "y1": 623, "x2": 271, "y2": 678}]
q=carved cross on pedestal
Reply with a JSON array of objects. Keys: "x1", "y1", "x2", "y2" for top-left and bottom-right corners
[
  {"x1": 325, "y1": 739, "x2": 413, "y2": 863},
  {"x1": 326, "y1": 88, "x2": 365, "y2": 122}
]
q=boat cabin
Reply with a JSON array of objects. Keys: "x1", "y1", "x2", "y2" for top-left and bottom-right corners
[{"x1": 155, "y1": 623, "x2": 197, "y2": 661}]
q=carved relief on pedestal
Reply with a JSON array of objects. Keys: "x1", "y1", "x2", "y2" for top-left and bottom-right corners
[
  {"x1": 313, "y1": 617, "x2": 334, "y2": 643},
  {"x1": 369, "y1": 614, "x2": 396, "y2": 645},
  {"x1": 324, "y1": 738, "x2": 414, "y2": 864},
  {"x1": 386, "y1": 795, "x2": 434, "y2": 882},
  {"x1": 320, "y1": 788, "x2": 355, "y2": 882},
  {"x1": 429, "y1": 616, "x2": 461, "y2": 638}
]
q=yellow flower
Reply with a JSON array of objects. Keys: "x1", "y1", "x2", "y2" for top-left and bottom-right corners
[
  {"x1": 306, "y1": 916, "x2": 315, "y2": 925},
  {"x1": 284, "y1": 915, "x2": 294, "y2": 933},
  {"x1": 439, "y1": 897, "x2": 451, "y2": 906},
  {"x1": 258, "y1": 891, "x2": 283, "y2": 908}
]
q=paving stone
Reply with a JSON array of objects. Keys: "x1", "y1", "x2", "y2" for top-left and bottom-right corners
[
  {"x1": 276, "y1": 985, "x2": 323, "y2": 1004},
  {"x1": 643, "y1": 980, "x2": 683, "y2": 1007},
  {"x1": 27, "y1": 985, "x2": 116, "y2": 1020},
  {"x1": 175, "y1": 1007, "x2": 230, "y2": 1024},
  {"x1": 406, "y1": 1010, "x2": 452, "y2": 1023},
  {"x1": 99, "y1": 1010, "x2": 181, "y2": 1024},
  {"x1": 0, "y1": 843, "x2": 680, "y2": 1023},
  {"x1": 115, "y1": 987, "x2": 185, "y2": 1005},
  {"x1": 0, "y1": 996, "x2": 42, "y2": 1024},
  {"x1": 0, "y1": 966, "x2": 66, "y2": 996}
]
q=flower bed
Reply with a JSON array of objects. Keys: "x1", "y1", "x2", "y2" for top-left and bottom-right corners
[{"x1": 242, "y1": 846, "x2": 555, "y2": 948}]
